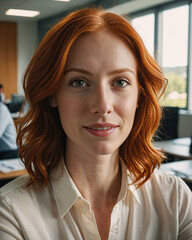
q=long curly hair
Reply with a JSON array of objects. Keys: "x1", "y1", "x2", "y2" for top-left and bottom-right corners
[{"x1": 17, "y1": 8, "x2": 167, "y2": 189}]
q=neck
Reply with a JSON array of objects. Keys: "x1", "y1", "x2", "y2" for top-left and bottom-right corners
[{"x1": 65, "y1": 143, "x2": 121, "y2": 206}]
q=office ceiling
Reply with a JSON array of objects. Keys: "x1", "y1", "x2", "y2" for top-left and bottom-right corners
[
  {"x1": 0, "y1": 0, "x2": 176, "y2": 23},
  {"x1": 0, "y1": 0, "x2": 97, "y2": 22}
]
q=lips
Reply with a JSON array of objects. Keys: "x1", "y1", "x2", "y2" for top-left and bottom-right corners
[
  {"x1": 84, "y1": 123, "x2": 119, "y2": 137},
  {"x1": 87, "y1": 126, "x2": 112, "y2": 130}
]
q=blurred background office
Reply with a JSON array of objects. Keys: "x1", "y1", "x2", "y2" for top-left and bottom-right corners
[{"x1": 0, "y1": 0, "x2": 192, "y2": 138}]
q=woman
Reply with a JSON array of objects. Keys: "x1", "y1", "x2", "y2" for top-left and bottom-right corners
[{"x1": 0, "y1": 8, "x2": 191, "y2": 240}]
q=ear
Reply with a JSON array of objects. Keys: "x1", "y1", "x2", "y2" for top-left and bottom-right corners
[{"x1": 50, "y1": 95, "x2": 57, "y2": 107}]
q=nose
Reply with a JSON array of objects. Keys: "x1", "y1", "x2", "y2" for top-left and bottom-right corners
[{"x1": 89, "y1": 85, "x2": 113, "y2": 115}]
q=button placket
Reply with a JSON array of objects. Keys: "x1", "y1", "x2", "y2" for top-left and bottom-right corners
[
  {"x1": 80, "y1": 201, "x2": 101, "y2": 240},
  {"x1": 108, "y1": 202, "x2": 121, "y2": 239}
]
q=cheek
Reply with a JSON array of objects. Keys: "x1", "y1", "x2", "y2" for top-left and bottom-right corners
[
  {"x1": 119, "y1": 93, "x2": 138, "y2": 117},
  {"x1": 122, "y1": 105, "x2": 137, "y2": 124},
  {"x1": 118, "y1": 100, "x2": 138, "y2": 137},
  {"x1": 57, "y1": 96, "x2": 85, "y2": 123}
]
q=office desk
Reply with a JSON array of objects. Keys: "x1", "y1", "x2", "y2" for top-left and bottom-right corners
[
  {"x1": 11, "y1": 112, "x2": 21, "y2": 125},
  {"x1": 0, "y1": 159, "x2": 27, "y2": 187},
  {"x1": 11, "y1": 112, "x2": 20, "y2": 119},
  {"x1": 0, "y1": 169, "x2": 28, "y2": 188},
  {"x1": 0, "y1": 169, "x2": 27, "y2": 180},
  {"x1": 153, "y1": 137, "x2": 192, "y2": 159}
]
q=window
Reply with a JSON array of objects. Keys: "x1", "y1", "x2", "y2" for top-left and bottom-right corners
[
  {"x1": 161, "y1": 5, "x2": 189, "y2": 108},
  {"x1": 131, "y1": 2, "x2": 191, "y2": 110},
  {"x1": 132, "y1": 14, "x2": 155, "y2": 56}
]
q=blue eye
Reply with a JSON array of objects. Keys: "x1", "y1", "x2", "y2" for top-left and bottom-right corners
[
  {"x1": 71, "y1": 79, "x2": 87, "y2": 88},
  {"x1": 114, "y1": 79, "x2": 129, "y2": 87}
]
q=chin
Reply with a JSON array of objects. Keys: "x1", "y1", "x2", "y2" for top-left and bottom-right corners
[{"x1": 88, "y1": 143, "x2": 119, "y2": 156}]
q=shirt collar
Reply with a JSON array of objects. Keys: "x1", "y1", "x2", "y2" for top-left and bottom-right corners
[
  {"x1": 50, "y1": 159, "x2": 82, "y2": 218},
  {"x1": 119, "y1": 159, "x2": 141, "y2": 204},
  {"x1": 50, "y1": 158, "x2": 141, "y2": 218}
]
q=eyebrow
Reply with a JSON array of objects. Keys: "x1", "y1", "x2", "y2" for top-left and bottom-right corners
[{"x1": 64, "y1": 67, "x2": 136, "y2": 76}]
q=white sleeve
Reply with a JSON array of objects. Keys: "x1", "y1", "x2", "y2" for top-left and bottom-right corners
[
  {"x1": 0, "y1": 196, "x2": 24, "y2": 240},
  {"x1": 178, "y1": 178, "x2": 192, "y2": 240},
  {"x1": 0, "y1": 104, "x2": 10, "y2": 138}
]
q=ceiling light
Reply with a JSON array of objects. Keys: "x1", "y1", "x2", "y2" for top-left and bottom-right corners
[
  {"x1": 5, "y1": 9, "x2": 40, "y2": 17},
  {"x1": 53, "y1": 0, "x2": 71, "y2": 2}
]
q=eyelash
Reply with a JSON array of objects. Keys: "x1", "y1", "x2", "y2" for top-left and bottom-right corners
[
  {"x1": 70, "y1": 79, "x2": 88, "y2": 88},
  {"x1": 70, "y1": 78, "x2": 130, "y2": 88},
  {"x1": 113, "y1": 78, "x2": 130, "y2": 87}
]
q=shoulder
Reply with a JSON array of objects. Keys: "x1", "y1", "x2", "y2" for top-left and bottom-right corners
[
  {"x1": 0, "y1": 175, "x2": 48, "y2": 225},
  {"x1": 0, "y1": 103, "x2": 11, "y2": 118},
  {"x1": 152, "y1": 168, "x2": 179, "y2": 184},
  {"x1": 145, "y1": 169, "x2": 192, "y2": 208},
  {"x1": 137, "y1": 168, "x2": 192, "y2": 205},
  {"x1": 0, "y1": 175, "x2": 52, "y2": 214},
  {"x1": 0, "y1": 175, "x2": 32, "y2": 206},
  {"x1": 0, "y1": 102, "x2": 8, "y2": 112},
  {"x1": 0, "y1": 175, "x2": 30, "y2": 193},
  {"x1": 139, "y1": 168, "x2": 192, "y2": 212},
  {"x1": 0, "y1": 176, "x2": 51, "y2": 239},
  {"x1": 151, "y1": 169, "x2": 192, "y2": 237},
  {"x1": 149, "y1": 168, "x2": 191, "y2": 192}
]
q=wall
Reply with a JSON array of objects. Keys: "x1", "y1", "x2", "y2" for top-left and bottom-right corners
[
  {"x1": 0, "y1": 22, "x2": 17, "y2": 99},
  {"x1": 17, "y1": 21, "x2": 38, "y2": 95},
  {"x1": 178, "y1": 111, "x2": 192, "y2": 137}
]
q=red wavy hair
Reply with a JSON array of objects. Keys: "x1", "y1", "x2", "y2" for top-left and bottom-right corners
[{"x1": 17, "y1": 8, "x2": 167, "y2": 189}]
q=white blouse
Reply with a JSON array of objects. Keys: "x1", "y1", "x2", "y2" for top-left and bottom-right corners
[{"x1": 0, "y1": 160, "x2": 192, "y2": 240}]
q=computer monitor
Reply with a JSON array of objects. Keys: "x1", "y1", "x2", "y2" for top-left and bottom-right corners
[{"x1": 10, "y1": 94, "x2": 24, "y2": 113}]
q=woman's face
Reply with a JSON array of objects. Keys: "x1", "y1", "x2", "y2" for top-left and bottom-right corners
[{"x1": 52, "y1": 31, "x2": 139, "y2": 156}]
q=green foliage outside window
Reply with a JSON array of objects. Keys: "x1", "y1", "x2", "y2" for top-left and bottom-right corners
[{"x1": 160, "y1": 66, "x2": 187, "y2": 108}]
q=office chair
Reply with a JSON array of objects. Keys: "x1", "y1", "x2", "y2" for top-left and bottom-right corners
[
  {"x1": 154, "y1": 106, "x2": 179, "y2": 161},
  {"x1": 154, "y1": 106, "x2": 179, "y2": 141}
]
